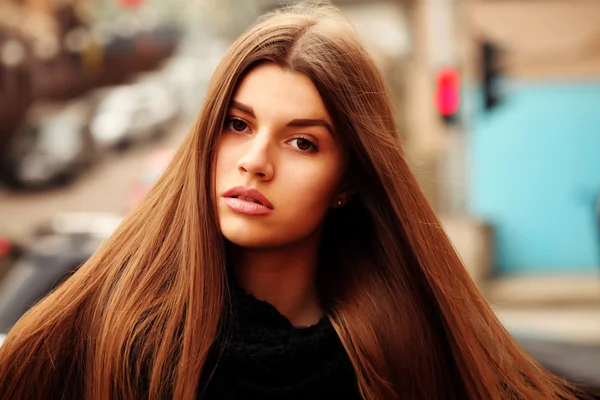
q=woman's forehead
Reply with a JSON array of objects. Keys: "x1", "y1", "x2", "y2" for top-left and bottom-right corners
[{"x1": 231, "y1": 63, "x2": 332, "y2": 124}]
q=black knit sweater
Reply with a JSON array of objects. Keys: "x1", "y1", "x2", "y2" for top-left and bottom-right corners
[{"x1": 197, "y1": 285, "x2": 361, "y2": 400}]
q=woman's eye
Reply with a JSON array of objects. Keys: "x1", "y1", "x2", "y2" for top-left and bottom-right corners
[
  {"x1": 289, "y1": 137, "x2": 318, "y2": 153},
  {"x1": 225, "y1": 117, "x2": 250, "y2": 133}
]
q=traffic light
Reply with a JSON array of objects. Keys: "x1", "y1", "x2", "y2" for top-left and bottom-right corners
[
  {"x1": 434, "y1": 66, "x2": 461, "y2": 125},
  {"x1": 116, "y1": 0, "x2": 145, "y2": 9},
  {"x1": 481, "y1": 40, "x2": 502, "y2": 111}
]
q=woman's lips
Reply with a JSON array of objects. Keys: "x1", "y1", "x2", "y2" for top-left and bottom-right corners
[
  {"x1": 222, "y1": 197, "x2": 273, "y2": 215},
  {"x1": 222, "y1": 186, "x2": 274, "y2": 216}
]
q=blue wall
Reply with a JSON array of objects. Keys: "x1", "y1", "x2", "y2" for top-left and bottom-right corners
[{"x1": 468, "y1": 81, "x2": 600, "y2": 274}]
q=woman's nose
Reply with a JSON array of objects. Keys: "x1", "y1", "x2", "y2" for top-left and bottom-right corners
[{"x1": 236, "y1": 134, "x2": 274, "y2": 181}]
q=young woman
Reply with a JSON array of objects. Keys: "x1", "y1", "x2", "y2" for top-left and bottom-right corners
[{"x1": 0, "y1": 2, "x2": 592, "y2": 399}]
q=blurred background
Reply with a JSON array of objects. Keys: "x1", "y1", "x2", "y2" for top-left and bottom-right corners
[{"x1": 0, "y1": 0, "x2": 598, "y2": 393}]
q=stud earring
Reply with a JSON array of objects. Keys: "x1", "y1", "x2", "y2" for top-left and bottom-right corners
[{"x1": 336, "y1": 199, "x2": 343, "y2": 206}]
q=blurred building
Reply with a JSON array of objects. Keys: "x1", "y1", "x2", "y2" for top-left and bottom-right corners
[
  {"x1": 455, "y1": 0, "x2": 600, "y2": 347},
  {"x1": 462, "y1": 1, "x2": 600, "y2": 276}
]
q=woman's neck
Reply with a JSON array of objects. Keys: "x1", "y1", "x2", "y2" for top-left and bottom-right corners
[{"x1": 230, "y1": 237, "x2": 324, "y2": 327}]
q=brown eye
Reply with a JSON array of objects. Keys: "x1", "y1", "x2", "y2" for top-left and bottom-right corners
[
  {"x1": 297, "y1": 138, "x2": 312, "y2": 150},
  {"x1": 289, "y1": 137, "x2": 318, "y2": 153},
  {"x1": 225, "y1": 117, "x2": 249, "y2": 132},
  {"x1": 232, "y1": 119, "x2": 248, "y2": 131}
]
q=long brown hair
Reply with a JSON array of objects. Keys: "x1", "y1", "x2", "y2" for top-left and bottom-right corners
[{"x1": 0, "y1": 2, "x2": 590, "y2": 399}]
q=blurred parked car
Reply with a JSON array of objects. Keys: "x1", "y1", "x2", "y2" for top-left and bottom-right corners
[
  {"x1": 159, "y1": 56, "x2": 215, "y2": 118},
  {"x1": 0, "y1": 212, "x2": 122, "y2": 345},
  {"x1": 89, "y1": 78, "x2": 179, "y2": 151},
  {"x1": 0, "y1": 100, "x2": 98, "y2": 189}
]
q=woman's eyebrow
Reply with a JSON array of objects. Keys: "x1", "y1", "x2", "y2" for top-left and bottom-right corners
[
  {"x1": 230, "y1": 100, "x2": 255, "y2": 117},
  {"x1": 287, "y1": 119, "x2": 334, "y2": 136}
]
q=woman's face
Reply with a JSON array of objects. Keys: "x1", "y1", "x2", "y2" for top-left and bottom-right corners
[{"x1": 215, "y1": 63, "x2": 348, "y2": 248}]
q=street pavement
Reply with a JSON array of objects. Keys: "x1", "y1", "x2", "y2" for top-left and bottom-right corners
[{"x1": 0, "y1": 123, "x2": 188, "y2": 243}]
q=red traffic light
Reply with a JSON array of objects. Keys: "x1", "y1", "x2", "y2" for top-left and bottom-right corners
[
  {"x1": 435, "y1": 67, "x2": 461, "y2": 117},
  {"x1": 116, "y1": 0, "x2": 145, "y2": 8}
]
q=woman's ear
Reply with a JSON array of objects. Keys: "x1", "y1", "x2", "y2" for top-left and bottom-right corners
[
  {"x1": 331, "y1": 196, "x2": 346, "y2": 208},
  {"x1": 331, "y1": 184, "x2": 357, "y2": 209},
  {"x1": 331, "y1": 164, "x2": 359, "y2": 208}
]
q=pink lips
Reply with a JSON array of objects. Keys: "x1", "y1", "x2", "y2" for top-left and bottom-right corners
[{"x1": 222, "y1": 186, "x2": 274, "y2": 216}]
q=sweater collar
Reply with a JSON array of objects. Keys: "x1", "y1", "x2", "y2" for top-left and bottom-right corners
[
  {"x1": 229, "y1": 283, "x2": 330, "y2": 331},
  {"x1": 199, "y1": 283, "x2": 360, "y2": 399}
]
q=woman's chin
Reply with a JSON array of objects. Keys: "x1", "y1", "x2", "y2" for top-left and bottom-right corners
[
  {"x1": 219, "y1": 216, "x2": 320, "y2": 250},
  {"x1": 223, "y1": 234, "x2": 282, "y2": 249},
  {"x1": 220, "y1": 224, "x2": 283, "y2": 249}
]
